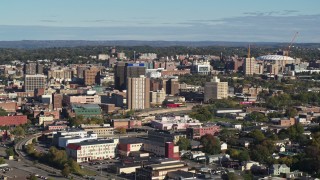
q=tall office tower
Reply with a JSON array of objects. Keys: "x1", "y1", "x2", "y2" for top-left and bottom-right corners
[
  {"x1": 24, "y1": 74, "x2": 47, "y2": 92},
  {"x1": 127, "y1": 76, "x2": 150, "y2": 110},
  {"x1": 52, "y1": 93, "x2": 63, "y2": 110},
  {"x1": 244, "y1": 45, "x2": 256, "y2": 75},
  {"x1": 84, "y1": 67, "x2": 101, "y2": 86},
  {"x1": 114, "y1": 63, "x2": 146, "y2": 91},
  {"x1": 204, "y1": 76, "x2": 228, "y2": 102},
  {"x1": 36, "y1": 63, "x2": 44, "y2": 74},
  {"x1": 114, "y1": 62, "x2": 126, "y2": 90},
  {"x1": 24, "y1": 62, "x2": 37, "y2": 75},
  {"x1": 166, "y1": 78, "x2": 180, "y2": 96},
  {"x1": 77, "y1": 66, "x2": 88, "y2": 79},
  {"x1": 244, "y1": 57, "x2": 256, "y2": 75}
]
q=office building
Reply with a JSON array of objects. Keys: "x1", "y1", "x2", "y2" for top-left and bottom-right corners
[
  {"x1": 84, "y1": 66, "x2": 100, "y2": 86},
  {"x1": 166, "y1": 78, "x2": 179, "y2": 96},
  {"x1": 127, "y1": 76, "x2": 150, "y2": 110},
  {"x1": 66, "y1": 139, "x2": 119, "y2": 162},
  {"x1": 114, "y1": 63, "x2": 146, "y2": 91},
  {"x1": 244, "y1": 57, "x2": 256, "y2": 75},
  {"x1": 53, "y1": 93, "x2": 63, "y2": 110},
  {"x1": 204, "y1": 76, "x2": 228, "y2": 102},
  {"x1": 150, "y1": 89, "x2": 166, "y2": 106},
  {"x1": 24, "y1": 74, "x2": 46, "y2": 92},
  {"x1": 24, "y1": 62, "x2": 37, "y2": 75}
]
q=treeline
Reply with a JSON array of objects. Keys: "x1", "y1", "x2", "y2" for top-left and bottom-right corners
[{"x1": 0, "y1": 45, "x2": 319, "y2": 64}]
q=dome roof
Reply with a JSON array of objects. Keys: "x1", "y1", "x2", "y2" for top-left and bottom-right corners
[{"x1": 257, "y1": 55, "x2": 295, "y2": 61}]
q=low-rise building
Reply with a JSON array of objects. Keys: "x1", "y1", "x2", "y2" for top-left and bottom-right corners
[
  {"x1": 80, "y1": 124, "x2": 114, "y2": 137},
  {"x1": 58, "y1": 132, "x2": 98, "y2": 148},
  {"x1": 151, "y1": 115, "x2": 202, "y2": 131},
  {"x1": 186, "y1": 125, "x2": 220, "y2": 139},
  {"x1": 111, "y1": 119, "x2": 142, "y2": 129},
  {"x1": 136, "y1": 161, "x2": 189, "y2": 180},
  {"x1": 0, "y1": 115, "x2": 27, "y2": 126},
  {"x1": 66, "y1": 139, "x2": 119, "y2": 162},
  {"x1": 270, "y1": 164, "x2": 290, "y2": 176}
]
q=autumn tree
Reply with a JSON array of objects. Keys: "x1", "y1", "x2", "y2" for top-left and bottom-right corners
[{"x1": 200, "y1": 134, "x2": 221, "y2": 155}]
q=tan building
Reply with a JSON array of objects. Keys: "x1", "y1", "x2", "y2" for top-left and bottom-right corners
[
  {"x1": 204, "y1": 76, "x2": 228, "y2": 102},
  {"x1": 48, "y1": 68, "x2": 73, "y2": 82},
  {"x1": 127, "y1": 76, "x2": 150, "y2": 110},
  {"x1": 80, "y1": 124, "x2": 114, "y2": 137},
  {"x1": 150, "y1": 88, "x2": 166, "y2": 106},
  {"x1": 244, "y1": 57, "x2": 256, "y2": 75},
  {"x1": 84, "y1": 67, "x2": 100, "y2": 86}
]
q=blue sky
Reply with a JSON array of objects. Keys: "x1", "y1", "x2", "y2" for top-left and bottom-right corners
[{"x1": 0, "y1": 0, "x2": 320, "y2": 42}]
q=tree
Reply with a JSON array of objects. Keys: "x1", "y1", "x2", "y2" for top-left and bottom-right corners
[
  {"x1": 246, "y1": 112, "x2": 268, "y2": 122},
  {"x1": 0, "y1": 108, "x2": 8, "y2": 116},
  {"x1": 176, "y1": 137, "x2": 191, "y2": 150},
  {"x1": 29, "y1": 174, "x2": 38, "y2": 180},
  {"x1": 285, "y1": 108, "x2": 298, "y2": 118},
  {"x1": 200, "y1": 134, "x2": 221, "y2": 155},
  {"x1": 238, "y1": 150, "x2": 250, "y2": 162},
  {"x1": 116, "y1": 127, "x2": 126, "y2": 134},
  {"x1": 5, "y1": 147, "x2": 15, "y2": 157},
  {"x1": 61, "y1": 165, "x2": 70, "y2": 177},
  {"x1": 0, "y1": 157, "x2": 5, "y2": 164},
  {"x1": 11, "y1": 126, "x2": 25, "y2": 136},
  {"x1": 249, "y1": 130, "x2": 265, "y2": 143}
]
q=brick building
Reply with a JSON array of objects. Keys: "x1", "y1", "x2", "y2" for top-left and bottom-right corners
[{"x1": 0, "y1": 115, "x2": 27, "y2": 126}]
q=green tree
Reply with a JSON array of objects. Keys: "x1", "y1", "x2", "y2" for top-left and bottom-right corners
[
  {"x1": 285, "y1": 108, "x2": 298, "y2": 118},
  {"x1": 249, "y1": 130, "x2": 265, "y2": 142},
  {"x1": 176, "y1": 137, "x2": 191, "y2": 150},
  {"x1": 5, "y1": 147, "x2": 15, "y2": 157},
  {"x1": 0, "y1": 157, "x2": 5, "y2": 164},
  {"x1": 246, "y1": 112, "x2": 268, "y2": 122},
  {"x1": 200, "y1": 134, "x2": 221, "y2": 155},
  {"x1": 0, "y1": 108, "x2": 8, "y2": 116},
  {"x1": 11, "y1": 126, "x2": 25, "y2": 136},
  {"x1": 238, "y1": 150, "x2": 250, "y2": 162},
  {"x1": 61, "y1": 165, "x2": 70, "y2": 177}
]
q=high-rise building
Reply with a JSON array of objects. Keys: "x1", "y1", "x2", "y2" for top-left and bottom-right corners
[
  {"x1": 53, "y1": 93, "x2": 63, "y2": 110},
  {"x1": 127, "y1": 76, "x2": 150, "y2": 110},
  {"x1": 84, "y1": 67, "x2": 100, "y2": 86},
  {"x1": 24, "y1": 74, "x2": 47, "y2": 92},
  {"x1": 244, "y1": 57, "x2": 256, "y2": 75},
  {"x1": 204, "y1": 76, "x2": 228, "y2": 102},
  {"x1": 36, "y1": 63, "x2": 44, "y2": 74},
  {"x1": 166, "y1": 78, "x2": 180, "y2": 96},
  {"x1": 24, "y1": 62, "x2": 37, "y2": 75},
  {"x1": 114, "y1": 63, "x2": 146, "y2": 91},
  {"x1": 114, "y1": 62, "x2": 126, "y2": 90}
]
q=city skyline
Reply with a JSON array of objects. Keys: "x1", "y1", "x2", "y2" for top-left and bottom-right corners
[{"x1": 0, "y1": 0, "x2": 320, "y2": 42}]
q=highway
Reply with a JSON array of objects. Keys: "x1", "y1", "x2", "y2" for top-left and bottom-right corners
[
  {"x1": 14, "y1": 134, "x2": 85, "y2": 180},
  {"x1": 136, "y1": 103, "x2": 197, "y2": 117}
]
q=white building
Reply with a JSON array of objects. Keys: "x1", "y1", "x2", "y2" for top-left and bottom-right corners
[
  {"x1": 58, "y1": 133, "x2": 98, "y2": 148},
  {"x1": 66, "y1": 139, "x2": 119, "y2": 162}
]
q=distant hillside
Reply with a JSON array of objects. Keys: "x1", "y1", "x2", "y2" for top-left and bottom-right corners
[{"x1": 0, "y1": 40, "x2": 319, "y2": 49}]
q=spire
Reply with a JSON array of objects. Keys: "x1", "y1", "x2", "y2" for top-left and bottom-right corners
[{"x1": 248, "y1": 44, "x2": 251, "y2": 59}]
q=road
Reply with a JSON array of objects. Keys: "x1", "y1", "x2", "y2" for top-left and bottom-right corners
[
  {"x1": 14, "y1": 134, "x2": 85, "y2": 180},
  {"x1": 136, "y1": 103, "x2": 197, "y2": 117}
]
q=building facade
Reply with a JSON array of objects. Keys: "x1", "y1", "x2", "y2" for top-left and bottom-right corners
[
  {"x1": 204, "y1": 76, "x2": 228, "y2": 102},
  {"x1": 127, "y1": 76, "x2": 150, "y2": 110},
  {"x1": 66, "y1": 139, "x2": 119, "y2": 162},
  {"x1": 24, "y1": 74, "x2": 46, "y2": 92}
]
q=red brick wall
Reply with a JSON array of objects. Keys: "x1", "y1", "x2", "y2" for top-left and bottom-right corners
[{"x1": 0, "y1": 115, "x2": 27, "y2": 126}]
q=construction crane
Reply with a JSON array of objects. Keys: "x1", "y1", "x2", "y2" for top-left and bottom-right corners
[
  {"x1": 285, "y1": 32, "x2": 299, "y2": 56},
  {"x1": 282, "y1": 32, "x2": 299, "y2": 74}
]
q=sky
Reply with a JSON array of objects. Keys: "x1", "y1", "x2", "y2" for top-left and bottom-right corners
[{"x1": 0, "y1": 0, "x2": 320, "y2": 42}]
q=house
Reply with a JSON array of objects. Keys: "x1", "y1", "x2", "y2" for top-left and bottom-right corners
[
  {"x1": 221, "y1": 142, "x2": 228, "y2": 151},
  {"x1": 270, "y1": 164, "x2": 290, "y2": 176}
]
